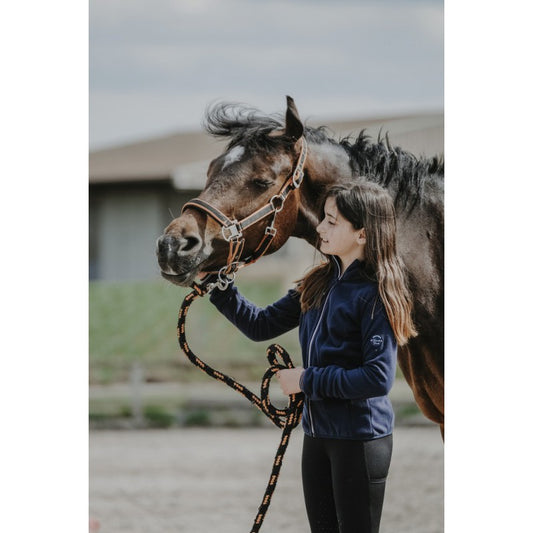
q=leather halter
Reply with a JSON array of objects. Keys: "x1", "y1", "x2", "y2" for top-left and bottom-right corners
[{"x1": 182, "y1": 137, "x2": 308, "y2": 286}]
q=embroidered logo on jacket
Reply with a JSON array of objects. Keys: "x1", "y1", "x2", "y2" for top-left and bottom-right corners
[{"x1": 370, "y1": 335, "x2": 383, "y2": 347}]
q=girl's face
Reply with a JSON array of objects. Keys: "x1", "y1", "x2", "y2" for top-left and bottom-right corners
[{"x1": 316, "y1": 196, "x2": 366, "y2": 273}]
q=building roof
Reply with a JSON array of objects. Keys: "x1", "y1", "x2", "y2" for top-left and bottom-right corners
[{"x1": 89, "y1": 112, "x2": 443, "y2": 187}]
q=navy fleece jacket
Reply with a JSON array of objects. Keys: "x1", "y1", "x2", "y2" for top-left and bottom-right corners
[{"x1": 209, "y1": 258, "x2": 397, "y2": 439}]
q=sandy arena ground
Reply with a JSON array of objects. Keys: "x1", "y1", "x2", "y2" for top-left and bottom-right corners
[{"x1": 89, "y1": 425, "x2": 443, "y2": 532}]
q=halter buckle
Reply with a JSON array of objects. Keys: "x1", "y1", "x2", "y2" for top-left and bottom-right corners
[
  {"x1": 292, "y1": 166, "x2": 304, "y2": 188},
  {"x1": 265, "y1": 225, "x2": 277, "y2": 237},
  {"x1": 291, "y1": 138, "x2": 307, "y2": 188},
  {"x1": 221, "y1": 221, "x2": 243, "y2": 242}
]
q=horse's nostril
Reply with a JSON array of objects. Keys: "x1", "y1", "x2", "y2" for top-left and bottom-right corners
[
  {"x1": 179, "y1": 235, "x2": 201, "y2": 254},
  {"x1": 158, "y1": 233, "x2": 201, "y2": 258}
]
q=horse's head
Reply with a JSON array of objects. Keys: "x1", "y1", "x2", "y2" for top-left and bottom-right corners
[{"x1": 157, "y1": 96, "x2": 307, "y2": 286}]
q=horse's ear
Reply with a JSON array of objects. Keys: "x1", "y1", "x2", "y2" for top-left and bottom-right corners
[{"x1": 284, "y1": 95, "x2": 304, "y2": 142}]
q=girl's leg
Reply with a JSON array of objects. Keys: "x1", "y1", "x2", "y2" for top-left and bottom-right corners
[
  {"x1": 301, "y1": 434, "x2": 339, "y2": 533},
  {"x1": 329, "y1": 435, "x2": 393, "y2": 533}
]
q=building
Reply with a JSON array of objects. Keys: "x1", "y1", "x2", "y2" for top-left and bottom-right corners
[{"x1": 89, "y1": 112, "x2": 443, "y2": 282}]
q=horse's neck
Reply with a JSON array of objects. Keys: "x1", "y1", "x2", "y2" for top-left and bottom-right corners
[
  {"x1": 294, "y1": 141, "x2": 353, "y2": 244},
  {"x1": 305, "y1": 141, "x2": 353, "y2": 185}
]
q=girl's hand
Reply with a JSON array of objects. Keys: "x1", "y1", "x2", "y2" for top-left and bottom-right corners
[{"x1": 277, "y1": 367, "x2": 304, "y2": 396}]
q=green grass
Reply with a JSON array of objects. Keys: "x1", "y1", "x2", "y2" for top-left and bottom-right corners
[
  {"x1": 89, "y1": 278, "x2": 301, "y2": 385},
  {"x1": 89, "y1": 278, "x2": 415, "y2": 428}
]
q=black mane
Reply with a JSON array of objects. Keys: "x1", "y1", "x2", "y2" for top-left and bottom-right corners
[
  {"x1": 342, "y1": 130, "x2": 444, "y2": 210},
  {"x1": 300, "y1": 124, "x2": 444, "y2": 210},
  {"x1": 204, "y1": 103, "x2": 444, "y2": 208},
  {"x1": 203, "y1": 102, "x2": 289, "y2": 152}
]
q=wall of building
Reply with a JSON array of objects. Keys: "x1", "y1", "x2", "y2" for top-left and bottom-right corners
[{"x1": 90, "y1": 184, "x2": 191, "y2": 282}]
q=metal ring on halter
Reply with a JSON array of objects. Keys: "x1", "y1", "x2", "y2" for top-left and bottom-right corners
[
  {"x1": 224, "y1": 262, "x2": 242, "y2": 276},
  {"x1": 214, "y1": 266, "x2": 237, "y2": 291},
  {"x1": 269, "y1": 194, "x2": 285, "y2": 213}
]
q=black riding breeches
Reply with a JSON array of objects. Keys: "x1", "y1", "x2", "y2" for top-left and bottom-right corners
[{"x1": 301, "y1": 433, "x2": 393, "y2": 533}]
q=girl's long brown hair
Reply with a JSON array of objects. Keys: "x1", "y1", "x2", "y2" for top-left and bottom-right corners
[{"x1": 298, "y1": 181, "x2": 417, "y2": 346}]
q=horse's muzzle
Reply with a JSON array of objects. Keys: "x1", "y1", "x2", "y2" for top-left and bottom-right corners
[{"x1": 156, "y1": 234, "x2": 203, "y2": 286}]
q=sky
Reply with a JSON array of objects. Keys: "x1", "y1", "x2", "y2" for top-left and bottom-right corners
[{"x1": 89, "y1": 0, "x2": 444, "y2": 150}]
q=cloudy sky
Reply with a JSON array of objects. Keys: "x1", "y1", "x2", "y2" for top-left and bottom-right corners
[{"x1": 89, "y1": 0, "x2": 443, "y2": 150}]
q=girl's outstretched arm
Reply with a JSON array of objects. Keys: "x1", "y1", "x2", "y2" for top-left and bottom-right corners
[{"x1": 209, "y1": 283, "x2": 301, "y2": 341}]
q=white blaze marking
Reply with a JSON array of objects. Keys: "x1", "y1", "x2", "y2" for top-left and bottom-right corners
[
  {"x1": 270, "y1": 160, "x2": 286, "y2": 176},
  {"x1": 221, "y1": 145, "x2": 245, "y2": 170}
]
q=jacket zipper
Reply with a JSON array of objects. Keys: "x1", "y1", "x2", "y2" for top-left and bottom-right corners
[{"x1": 306, "y1": 258, "x2": 343, "y2": 437}]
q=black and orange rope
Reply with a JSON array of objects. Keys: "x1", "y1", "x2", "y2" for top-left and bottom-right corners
[{"x1": 177, "y1": 280, "x2": 304, "y2": 532}]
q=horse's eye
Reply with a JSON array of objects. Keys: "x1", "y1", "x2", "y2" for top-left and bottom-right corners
[{"x1": 251, "y1": 178, "x2": 273, "y2": 189}]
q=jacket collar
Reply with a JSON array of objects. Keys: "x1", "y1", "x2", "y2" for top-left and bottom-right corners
[{"x1": 331, "y1": 256, "x2": 366, "y2": 281}]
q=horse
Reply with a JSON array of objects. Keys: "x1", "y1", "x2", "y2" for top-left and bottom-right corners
[{"x1": 157, "y1": 96, "x2": 444, "y2": 436}]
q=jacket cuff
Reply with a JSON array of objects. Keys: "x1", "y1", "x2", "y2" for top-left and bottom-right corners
[
  {"x1": 209, "y1": 283, "x2": 235, "y2": 305},
  {"x1": 299, "y1": 368, "x2": 308, "y2": 394}
]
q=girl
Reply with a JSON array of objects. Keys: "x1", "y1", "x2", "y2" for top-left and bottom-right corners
[{"x1": 208, "y1": 181, "x2": 417, "y2": 533}]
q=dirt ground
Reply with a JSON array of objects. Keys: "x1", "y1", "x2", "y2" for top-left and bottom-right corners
[{"x1": 89, "y1": 425, "x2": 443, "y2": 532}]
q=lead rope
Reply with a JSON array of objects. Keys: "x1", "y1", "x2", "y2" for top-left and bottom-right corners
[{"x1": 177, "y1": 279, "x2": 304, "y2": 532}]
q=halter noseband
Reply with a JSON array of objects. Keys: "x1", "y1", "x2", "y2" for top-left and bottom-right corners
[{"x1": 182, "y1": 137, "x2": 308, "y2": 288}]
